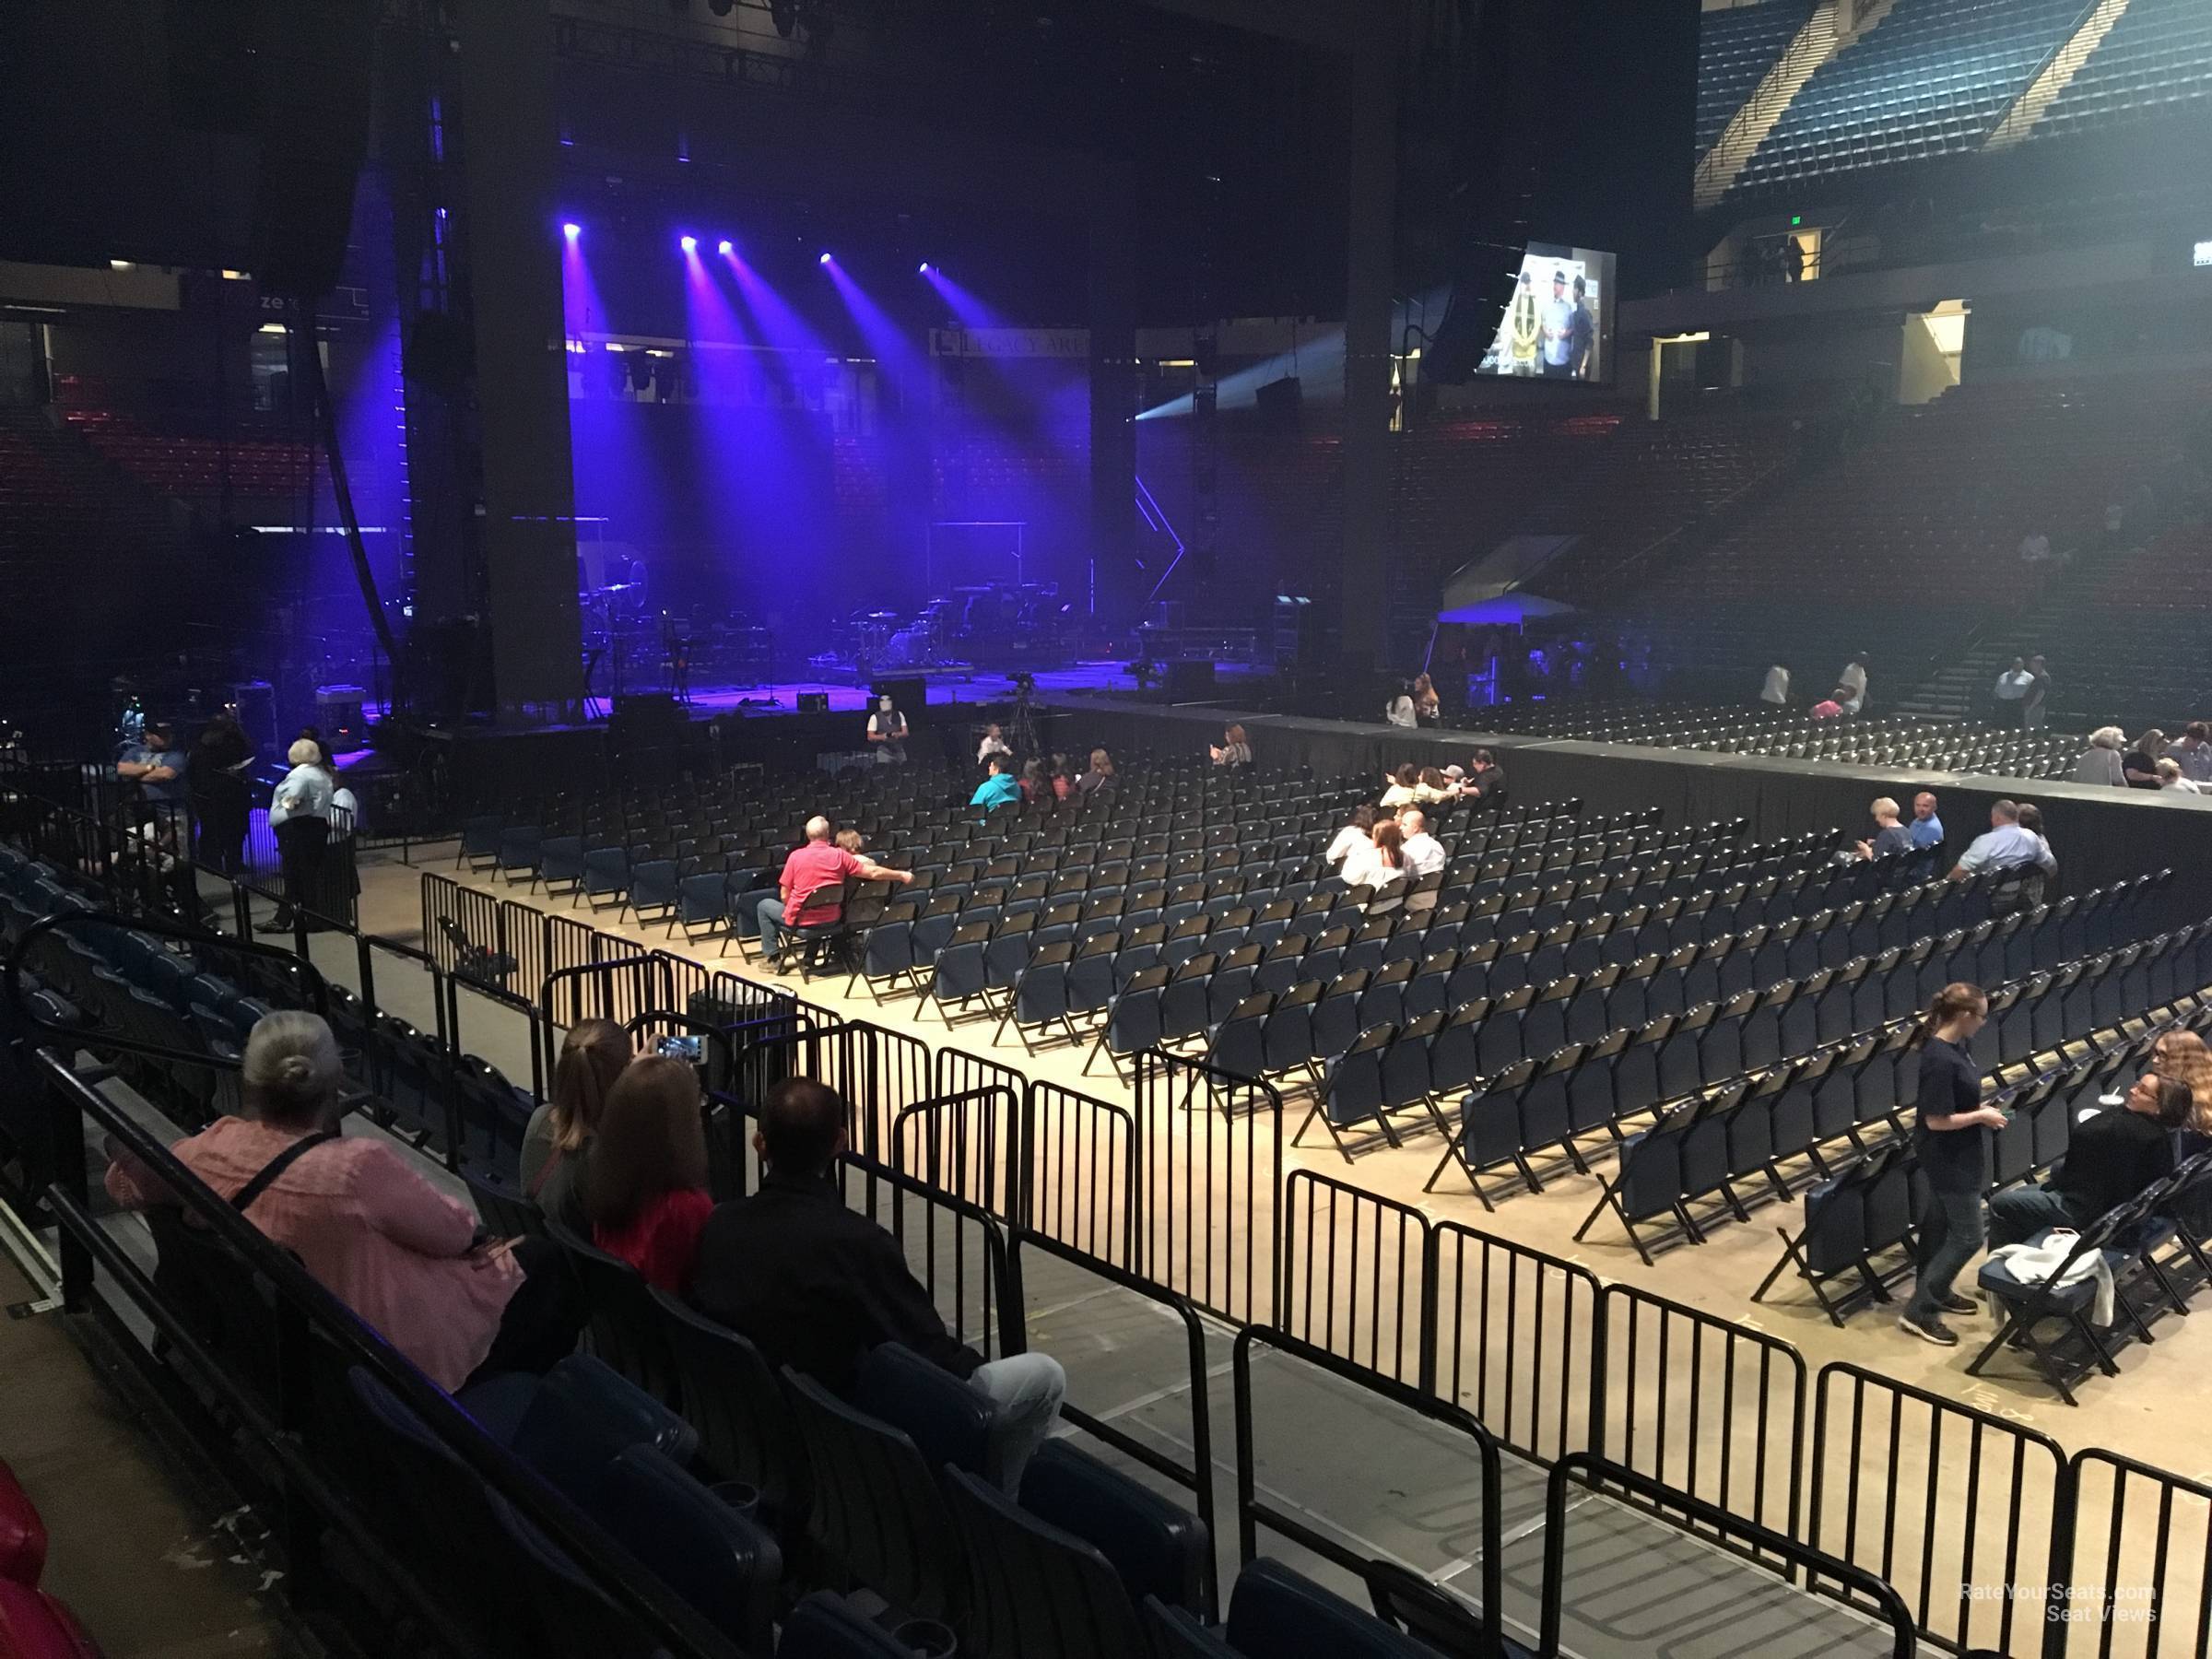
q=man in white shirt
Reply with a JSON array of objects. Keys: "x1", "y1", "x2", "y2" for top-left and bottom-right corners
[
  {"x1": 1836, "y1": 655, "x2": 1868, "y2": 715},
  {"x1": 1991, "y1": 658, "x2": 2032, "y2": 726},
  {"x1": 1398, "y1": 809, "x2": 1447, "y2": 878},
  {"x1": 976, "y1": 724, "x2": 1012, "y2": 767},
  {"x1": 1948, "y1": 800, "x2": 2056, "y2": 882}
]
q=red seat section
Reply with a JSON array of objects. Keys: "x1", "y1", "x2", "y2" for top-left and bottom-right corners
[
  {"x1": 0, "y1": 1580, "x2": 102, "y2": 1659},
  {"x1": 0, "y1": 1463, "x2": 46, "y2": 1588}
]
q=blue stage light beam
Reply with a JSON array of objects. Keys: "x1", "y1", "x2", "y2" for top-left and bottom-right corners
[{"x1": 820, "y1": 255, "x2": 929, "y2": 389}]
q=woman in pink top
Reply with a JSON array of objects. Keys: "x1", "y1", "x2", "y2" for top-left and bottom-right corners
[{"x1": 105, "y1": 1012, "x2": 576, "y2": 1392}]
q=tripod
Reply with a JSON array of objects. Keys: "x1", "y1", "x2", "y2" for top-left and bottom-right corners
[{"x1": 1007, "y1": 680, "x2": 1040, "y2": 759}]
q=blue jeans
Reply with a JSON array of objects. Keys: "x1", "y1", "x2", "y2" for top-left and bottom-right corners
[
  {"x1": 756, "y1": 897, "x2": 789, "y2": 962},
  {"x1": 1987, "y1": 1183, "x2": 2088, "y2": 1250},
  {"x1": 968, "y1": 1351, "x2": 1066, "y2": 1493},
  {"x1": 1906, "y1": 1186, "x2": 1987, "y2": 1324}
]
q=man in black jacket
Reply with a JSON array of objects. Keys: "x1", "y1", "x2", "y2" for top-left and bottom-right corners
[{"x1": 688, "y1": 1077, "x2": 1065, "y2": 1490}]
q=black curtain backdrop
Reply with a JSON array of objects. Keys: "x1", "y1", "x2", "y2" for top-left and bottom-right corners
[{"x1": 1037, "y1": 695, "x2": 2212, "y2": 920}]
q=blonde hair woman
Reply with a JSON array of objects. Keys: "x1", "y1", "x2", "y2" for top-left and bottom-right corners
[
  {"x1": 2073, "y1": 726, "x2": 2127, "y2": 789},
  {"x1": 2154, "y1": 1030, "x2": 2212, "y2": 1136},
  {"x1": 263, "y1": 737, "x2": 336, "y2": 932}
]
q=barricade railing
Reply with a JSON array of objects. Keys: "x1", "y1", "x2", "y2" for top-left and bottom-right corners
[
  {"x1": 1232, "y1": 1325, "x2": 1509, "y2": 1655},
  {"x1": 1427, "y1": 1219, "x2": 1603, "y2": 1465},
  {"x1": 1540, "y1": 1454, "x2": 1918, "y2": 1659},
  {"x1": 1595, "y1": 1281, "x2": 1806, "y2": 1560},
  {"x1": 2054, "y1": 1450, "x2": 2212, "y2": 1659},
  {"x1": 1134, "y1": 1050, "x2": 1283, "y2": 1327},
  {"x1": 1009, "y1": 1226, "x2": 1223, "y2": 1622},
  {"x1": 1022, "y1": 1079, "x2": 1141, "y2": 1273},
  {"x1": 1279, "y1": 1170, "x2": 1430, "y2": 1388},
  {"x1": 890, "y1": 1086, "x2": 1022, "y2": 1223},
  {"x1": 1808, "y1": 1362, "x2": 2068, "y2": 1657}
]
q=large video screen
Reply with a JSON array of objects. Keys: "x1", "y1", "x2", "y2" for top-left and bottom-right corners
[{"x1": 1477, "y1": 243, "x2": 1618, "y2": 383}]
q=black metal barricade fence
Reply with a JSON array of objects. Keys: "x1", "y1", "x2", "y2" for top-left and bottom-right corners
[
  {"x1": 891, "y1": 1087, "x2": 1023, "y2": 1222},
  {"x1": 1279, "y1": 1170, "x2": 1430, "y2": 1388},
  {"x1": 1006, "y1": 1227, "x2": 1222, "y2": 1621},
  {"x1": 1133, "y1": 1050, "x2": 1284, "y2": 1327},
  {"x1": 1597, "y1": 1282, "x2": 1806, "y2": 1559},
  {"x1": 1429, "y1": 1220, "x2": 1603, "y2": 1466},
  {"x1": 1023, "y1": 1079, "x2": 1140, "y2": 1272},
  {"x1": 2055, "y1": 1451, "x2": 2212, "y2": 1659},
  {"x1": 1231, "y1": 1325, "x2": 1511, "y2": 1658},
  {"x1": 1808, "y1": 1363, "x2": 2069, "y2": 1658}
]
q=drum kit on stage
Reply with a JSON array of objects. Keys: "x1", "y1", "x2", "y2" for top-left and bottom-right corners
[{"x1": 837, "y1": 582, "x2": 1067, "y2": 675}]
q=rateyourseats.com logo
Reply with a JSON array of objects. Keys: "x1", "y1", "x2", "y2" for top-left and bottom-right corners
[{"x1": 1961, "y1": 1584, "x2": 2159, "y2": 1624}]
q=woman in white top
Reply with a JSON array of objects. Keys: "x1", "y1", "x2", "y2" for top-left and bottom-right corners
[
  {"x1": 976, "y1": 724, "x2": 1013, "y2": 767},
  {"x1": 1384, "y1": 692, "x2": 1417, "y2": 728},
  {"x1": 1325, "y1": 806, "x2": 1379, "y2": 870},
  {"x1": 1836, "y1": 655, "x2": 1868, "y2": 715},
  {"x1": 1343, "y1": 819, "x2": 1406, "y2": 894},
  {"x1": 264, "y1": 738, "x2": 335, "y2": 932},
  {"x1": 1379, "y1": 763, "x2": 1424, "y2": 808},
  {"x1": 2157, "y1": 759, "x2": 2203, "y2": 795},
  {"x1": 2073, "y1": 726, "x2": 2127, "y2": 788},
  {"x1": 1759, "y1": 665, "x2": 1790, "y2": 707}
]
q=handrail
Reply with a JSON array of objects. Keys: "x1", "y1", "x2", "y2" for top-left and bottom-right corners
[
  {"x1": 1540, "y1": 1453, "x2": 1917, "y2": 1658},
  {"x1": 30, "y1": 1046, "x2": 749, "y2": 1659}
]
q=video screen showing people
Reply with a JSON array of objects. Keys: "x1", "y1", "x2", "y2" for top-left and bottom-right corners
[{"x1": 1478, "y1": 244, "x2": 1617, "y2": 382}]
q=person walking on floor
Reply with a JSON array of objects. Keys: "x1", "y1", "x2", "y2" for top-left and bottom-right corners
[{"x1": 1900, "y1": 983, "x2": 2003, "y2": 1347}]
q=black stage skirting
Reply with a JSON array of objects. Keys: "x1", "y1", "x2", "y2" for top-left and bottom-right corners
[{"x1": 1038, "y1": 694, "x2": 2212, "y2": 922}]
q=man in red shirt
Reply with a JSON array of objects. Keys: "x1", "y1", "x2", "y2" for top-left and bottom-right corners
[{"x1": 759, "y1": 816, "x2": 913, "y2": 971}]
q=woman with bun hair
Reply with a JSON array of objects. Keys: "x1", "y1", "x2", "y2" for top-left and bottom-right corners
[
  {"x1": 1899, "y1": 983, "x2": 2003, "y2": 1347},
  {"x1": 520, "y1": 1018, "x2": 630, "y2": 1234},
  {"x1": 105, "y1": 1011, "x2": 577, "y2": 1389}
]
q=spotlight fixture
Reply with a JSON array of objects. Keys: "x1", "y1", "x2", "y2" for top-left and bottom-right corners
[
  {"x1": 918, "y1": 262, "x2": 932, "y2": 275},
  {"x1": 679, "y1": 234, "x2": 698, "y2": 253},
  {"x1": 562, "y1": 222, "x2": 582, "y2": 239},
  {"x1": 717, "y1": 239, "x2": 733, "y2": 256},
  {"x1": 818, "y1": 251, "x2": 833, "y2": 265}
]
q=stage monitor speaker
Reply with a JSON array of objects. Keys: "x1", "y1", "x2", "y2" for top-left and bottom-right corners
[
  {"x1": 870, "y1": 677, "x2": 927, "y2": 713},
  {"x1": 795, "y1": 692, "x2": 831, "y2": 714},
  {"x1": 1164, "y1": 661, "x2": 1217, "y2": 700},
  {"x1": 248, "y1": 0, "x2": 375, "y2": 297}
]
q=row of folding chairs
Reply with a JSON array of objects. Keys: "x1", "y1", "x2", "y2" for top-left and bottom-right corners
[
  {"x1": 1563, "y1": 923, "x2": 2212, "y2": 1261},
  {"x1": 1029, "y1": 868, "x2": 2143, "y2": 1077},
  {"x1": 1312, "y1": 895, "x2": 2173, "y2": 1182},
  {"x1": 853, "y1": 843, "x2": 2018, "y2": 1027}
]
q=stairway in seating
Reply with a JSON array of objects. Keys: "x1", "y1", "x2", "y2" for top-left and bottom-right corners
[
  {"x1": 1693, "y1": 0, "x2": 1902, "y2": 208},
  {"x1": 1985, "y1": 0, "x2": 2135, "y2": 148}
]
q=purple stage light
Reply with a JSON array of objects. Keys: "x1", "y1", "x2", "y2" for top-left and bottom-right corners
[
  {"x1": 818, "y1": 251, "x2": 833, "y2": 266},
  {"x1": 679, "y1": 234, "x2": 699, "y2": 254},
  {"x1": 717, "y1": 239, "x2": 734, "y2": 256},
  {"x1": 562, "y1": 221, "x2": 582, "y2": 240},
  {"x1": 918, "y1": 262, "x2": 932, "y2": 275}
]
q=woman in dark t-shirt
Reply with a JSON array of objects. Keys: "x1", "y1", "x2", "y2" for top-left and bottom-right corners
[{"x1": 1900, "y1": 983, "x2": 2003, "y2": 1346}]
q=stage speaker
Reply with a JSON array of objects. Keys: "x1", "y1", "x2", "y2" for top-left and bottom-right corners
[
  {"x1": 248, "y1": 0, "x2": 376, "y2": 297},
  {"x1": 1164, "y1": 661, "x2": 1217, "y2": 700},
  {"x1": 795, "y1": 692, "x2": 831, "y2": 714},
  {"x1": 1254, "y1": 374, "x2": 1302, "y2": 426},
  {"x1": 870, "y1": 677, "x2": 927, "y2": 713}
]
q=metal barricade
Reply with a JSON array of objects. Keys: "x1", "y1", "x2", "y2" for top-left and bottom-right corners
[
  {"x1": 1133, "y1": 1050, "x2": 1283, "y2": 1327},
  {"x1": 891, "y1": 1087, "x2": 1022, "y2": 1223},
  {"x1": 1279, "y1": 1169, "x2": 1430, "y2": 1388},
  {"x1": 1428, "y1": 1219, "x2": 1603, "y2": 1465},
  {"x1": 1231, "y1": 1325, "x2": 1509, "y2": 1653},
  {"x1": 1596, "y1": 1282, "x2": 1806, "y2": 1559},
  {"x1": 1808, "y1": 1362, "x2": 2068, "y2": 1657},
  {"x1": 1009, "y1": 1225, "x2": 1221, "y2": 1621},
  {"x1": 2053, "y1": 1450, "x2": 2212, "y2": 1659},
  {"x1": 1023, "y1": 1080, "x2": 1140, "y2": 1273}
]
